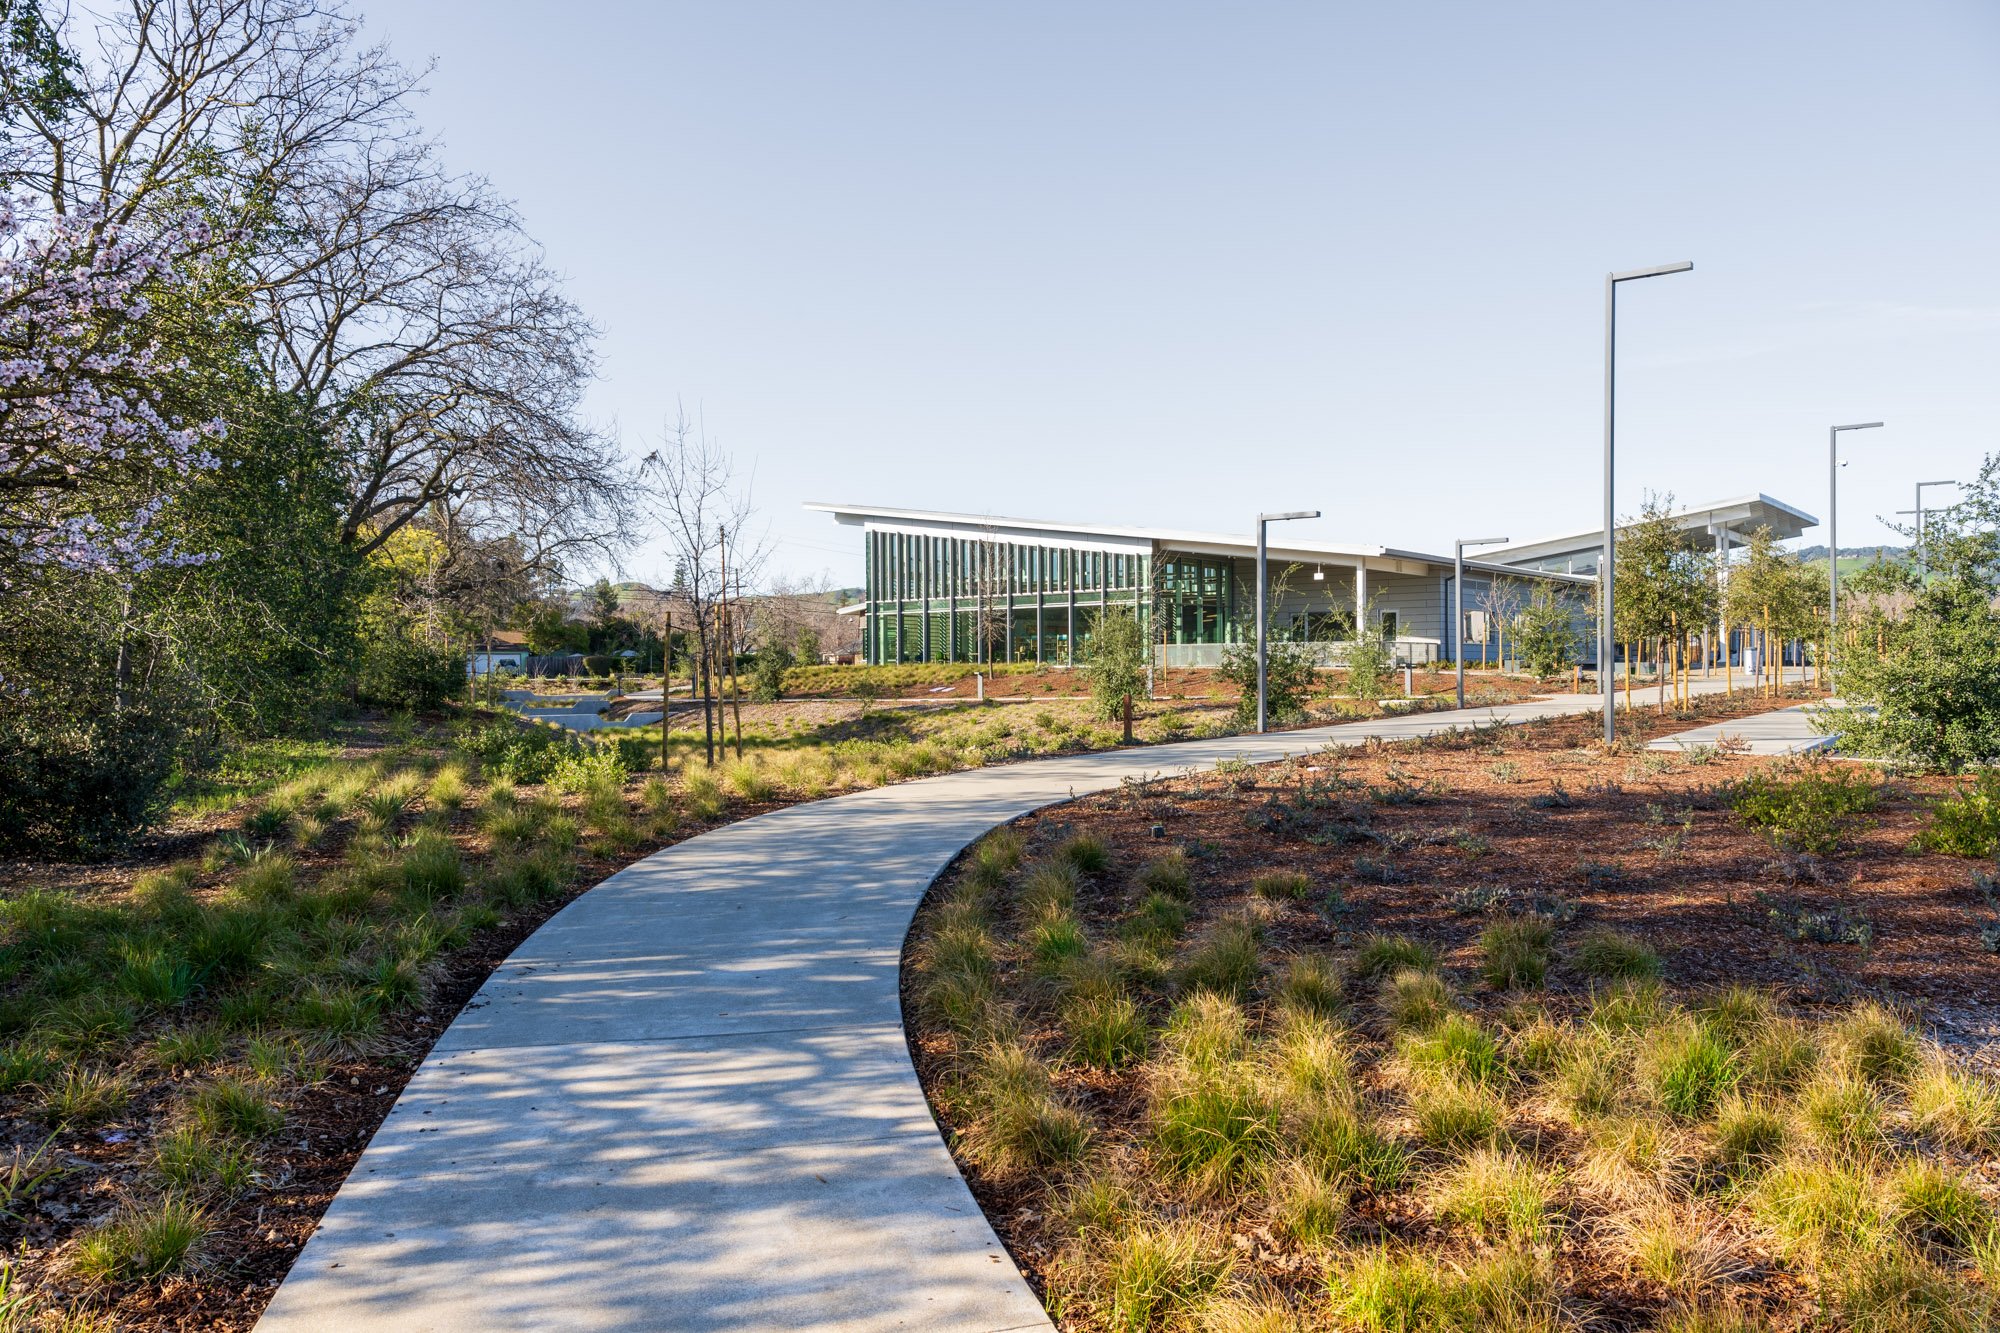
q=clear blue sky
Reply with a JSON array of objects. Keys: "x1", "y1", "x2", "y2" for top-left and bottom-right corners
[{"x1": 366, "y1": 1, "x2": 2000, "y2": 588}]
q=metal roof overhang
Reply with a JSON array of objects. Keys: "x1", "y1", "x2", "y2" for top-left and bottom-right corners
[
  {"x1": 1485, "y1": 494, "x2": 1819, "y2": 567},
  {"x1": 804, "y1": 502, "x2": 1591, "y2": 585}
]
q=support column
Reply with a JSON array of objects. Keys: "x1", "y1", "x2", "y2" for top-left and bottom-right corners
[{"x1": 1354, "y1": 562, "x2": 1370, "y2": 634}]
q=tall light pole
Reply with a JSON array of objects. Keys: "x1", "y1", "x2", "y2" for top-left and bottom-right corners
[
  {"x1": 1826, "y1": 422, "x2": 1884, "y2": 652},
  {"x1": 1895, "y1": 479, "x2": 1956, "y2": 585},
  {"x1": 1454, "y1": 537, "x2": 1509, "y2": 708},
  {"x1": 1256, "y1": 509, "x2": 1319, "y2": 733},
  {"x1": 1601, "y1": 261, "x2": 1693, "y2": 744}
]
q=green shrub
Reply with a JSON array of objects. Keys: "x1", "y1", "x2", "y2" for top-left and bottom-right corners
[
  {"x1": 357, "y1": 635, "x2": 463, "y2": 712},
  {"x1": 459, "y1": 718, "x2": 579, "y2": 784},
  {"x1": 1220, "y1": 639, "x2": 1319, "y2": 725},
  {"x1": 1911, "y1": 771, "x2": 2000, "y2": 855},
  {"x1": 1727, "y1": 764, "x2": 1879, "y2": 855},
  {"x1": 0, "y1": 702, "x2": 182, "y2": 858}
]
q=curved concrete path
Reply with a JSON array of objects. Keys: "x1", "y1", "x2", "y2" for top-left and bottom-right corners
[{"x1": 259, "y1": 687, "x2": 1751, "y2": 1332}]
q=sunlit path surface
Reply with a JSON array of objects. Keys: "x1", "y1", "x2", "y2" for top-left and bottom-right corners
[{"x1": 259, "y1": 684, "x2": 1777, "y2": 1331}]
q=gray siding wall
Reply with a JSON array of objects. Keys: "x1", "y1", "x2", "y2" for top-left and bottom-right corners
[{"x1": 1371, "y1": 572, "x2": 1443, "y2": 643}]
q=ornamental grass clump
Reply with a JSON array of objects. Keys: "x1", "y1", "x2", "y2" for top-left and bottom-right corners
[
  {"x1": 1273, "y1": 954, "x2": 1343, "y2": 1019},
  {"x1": 957, "y1": 1042, "x2": 1091, "y2": 1175},
  {"x1": 1398, "y1": 1013, "x2": 1504, "y2": 1088},
  {"x1": 1065, "y1": 990, "x2": 1150, "y2": 1070},
  {"x1": 1138, "y1": 848, "x2": 1192, "y2": 900},
  {"x1": 1174, "y1": 918, "x2": 1260, "y2": 999},
  {"x1": 1097, "y1": 1222, "x2": 1231, "y2": 1333},
  {"x1": 71, "y1": 1197, "x2": 207, "y2": 1281},
  {"x1": 1351, "y1": 933, "x2": 1437, "y2": 983},
  {"x1": 1429, "y1": 1147, "x2": 1557, "y2": 1244},
  {"x1": 1409, "y1": 1079, "x2": 1504, "y2": 1153},
  {"x1": 1570, "y1": 928, "x2": 1661, "y2": 981},
  {"x1": 1907, "y1": 1053, "x2": 2000, "y2": 1150},
  {"x1": 1644, "y1": 1021, "x2": 1738, "y2": 1120},
  {"x1": 1479, "y1": 916, "x2": 1553, "y2": 990},
  {"x1": 1379, "y1": 967, "x2": 1456, "y2": 1035},
  {"x1": 1826, "y1": 1001, "x2": 1919, "y2": 1085},
  {"x1": 1251, "y1": 869, "x2": 1310, "y2": 902}
]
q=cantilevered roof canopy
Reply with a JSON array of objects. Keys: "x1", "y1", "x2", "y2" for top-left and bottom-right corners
[{"x1": 1485, "y1": 494, "x2": 1818, "y2": 569}]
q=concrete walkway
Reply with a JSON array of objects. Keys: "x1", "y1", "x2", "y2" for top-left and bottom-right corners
[
  {"x1": 1648, "y1": 700, "x2": 1837, "y2": 756},
  {"x1": 259, "y1": 685, "x2": 1782, "y2": 1333}
]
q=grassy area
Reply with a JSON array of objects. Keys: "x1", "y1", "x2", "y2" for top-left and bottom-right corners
[
  {"x1": 906, "y1": 716, "x2": 2000, "y2": 1331},
  {"x1": 0, "y1": 714, "x2": 709, "y2": 1328},
  {"x1": 0, "y1": 680, "x2": 1853, "y2": 1327}
]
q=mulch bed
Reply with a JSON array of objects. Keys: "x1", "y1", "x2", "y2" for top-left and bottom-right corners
[{"x1": 903, "y1": 687, "x2": 2000, "y2": 1326}]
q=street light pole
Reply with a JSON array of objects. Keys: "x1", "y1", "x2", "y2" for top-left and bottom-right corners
[
  {"x1": 1601, "y1": 261, "x2": 1693, "y2": 745},
  {"x1": 1895, "y1": 479, "x2": 1957, "y2": 585},
  {"x1": 1826, "y1": 422, "x2": 1884, "y2": 656},
  {"x1": 1256, "y1": 509, "x2": 1320, "y2": 734},
  {"x1": 1454, "y1": 537, "x2": 1509, "y2": 709}
]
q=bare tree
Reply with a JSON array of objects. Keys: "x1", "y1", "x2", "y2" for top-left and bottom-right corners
[
  {"x1": 1477, "y1": 575, "x2": 1524, "y2": 671},
  {"x1": 2, "y1": 0, "x2": 631, "y2": 580},
  {"x1": 639, "y1": 409, "x2": 766, "y2": 765}
]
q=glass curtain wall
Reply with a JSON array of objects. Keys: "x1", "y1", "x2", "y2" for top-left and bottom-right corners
[{"x1": 862, "y1": 531, "x2": 1151, "y2": 665}]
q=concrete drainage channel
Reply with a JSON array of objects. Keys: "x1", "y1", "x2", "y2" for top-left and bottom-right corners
[{"x1": 258, "y1": 690, "x2": 1797, "y2": 1332}]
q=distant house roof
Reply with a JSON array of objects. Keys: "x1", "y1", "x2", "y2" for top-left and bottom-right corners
[{"x1": 484, "y1": 630, "x2": 530, "y2": 650}]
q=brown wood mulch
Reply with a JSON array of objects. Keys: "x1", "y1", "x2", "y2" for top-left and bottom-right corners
[{"x1": 902, "y1": 688, "x2": 2000, "y2": 1329}]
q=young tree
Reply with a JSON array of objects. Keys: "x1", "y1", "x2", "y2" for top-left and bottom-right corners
[
  {"x1": 1827, "y1": 452, "x2": 2000, "y2": 770},
  {"x1": 1615, "y1": 496, "x2": 1713, "y2": 710},
  {"x1": 1083, "y1": 607, "x2": 1148, "y2": 741},
  {"x1": 639, "y1": 409, "x2": 764, "y2": 764},
  {"x1": 1724, "y1": 527, "x2": 1813, "y2": 699},
  {"x1": 1511, "y1": 583, "x2": 1582, "y2": 679},
  {"x1": 1475, "y1": 576, "x2": 1523, "y2": 670},
  {"x1": 1342, "y1": 598, "x2": 1393, "y2": 700}
]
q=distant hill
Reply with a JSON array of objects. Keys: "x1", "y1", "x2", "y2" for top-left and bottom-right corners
[{"x1": 1792, "y1": 544, "x2": 1908, "y2": 563}]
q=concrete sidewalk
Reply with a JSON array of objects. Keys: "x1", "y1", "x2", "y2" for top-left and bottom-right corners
[
  {"x1": 257, "y1": 686, "x2": 1785, "y2": 1332},
  {"x1": 1648, "y1": 700, "x2": 1838, "y2": 756}
]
